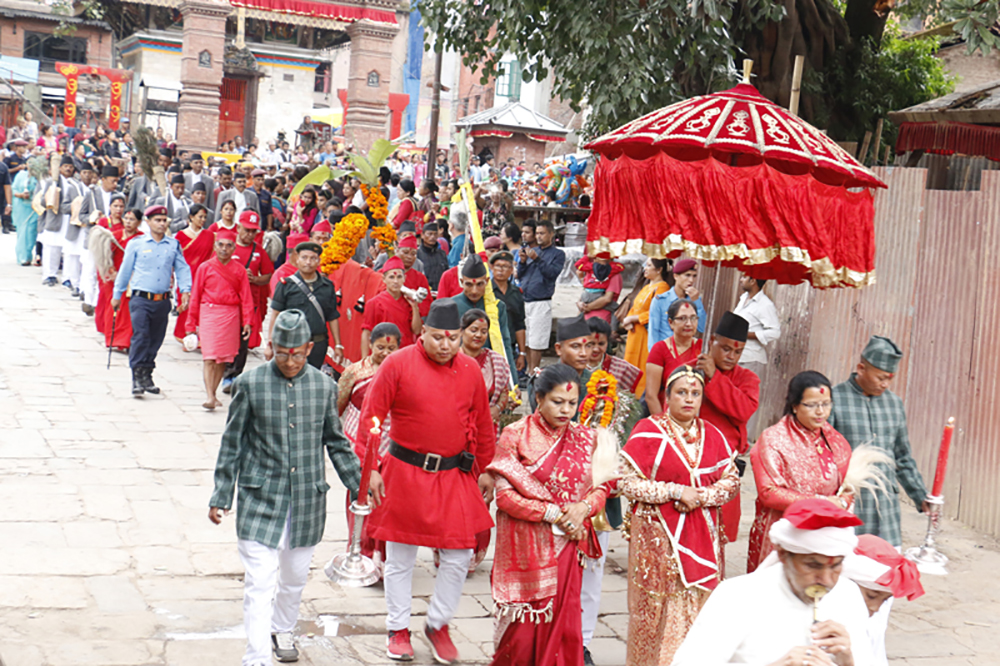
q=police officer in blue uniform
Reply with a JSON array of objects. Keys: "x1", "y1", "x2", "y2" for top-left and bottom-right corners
[{"x1": 112, "y1": 205, "x2": 193, "y2": 396}]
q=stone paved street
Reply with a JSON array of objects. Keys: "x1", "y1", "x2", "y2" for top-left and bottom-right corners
[{"x1": 1, "y1": 234, "x2": 999, "y2": 665}]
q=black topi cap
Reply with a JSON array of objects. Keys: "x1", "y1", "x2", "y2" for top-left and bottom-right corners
[
  {"x1": 461, "y1": 253, "x2": 488, "y2": 279},
  {"x1": 557, "y1": 314, "x2": 591, "y2": 342},
  {"x1": 425, "y1": 298, "x2": 461, "y2": 330},
  {"x1": 714, "y1": 311, "x2": 749, "y2": 343}
]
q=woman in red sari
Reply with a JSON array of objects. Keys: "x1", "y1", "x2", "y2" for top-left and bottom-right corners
[
  {"x1": 619, "y1": 365, "x2": 739, "y2": 666},
  {"x1": 93, "y1": 196, "x2": 126, "y2": 337},
  {"x1": 173, "y1": 204, "x2": 215, "y2": 342},
  {"x1": 97, "y1": 202, "x2": 142, "y2": 350},
  {"x1": 337, "y1": 322, "x2": 400, "y2": 577},
  {"x1": 645, "y1": 299, "x2": 700, "y2": 415},
  {"x1": 747, "y1": 370, "x2": 854, "y2": 572},
  {"x1": 186, "y1": 229, "x2": 254, "y2": 410},
  {"x1": 487, "y1": 363, "x2": 608, "y2": 666}
]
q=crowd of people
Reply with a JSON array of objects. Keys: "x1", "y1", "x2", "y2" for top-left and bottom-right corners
[{"x1": 3, "y1": 119, "x2": 934, "y2": 666}]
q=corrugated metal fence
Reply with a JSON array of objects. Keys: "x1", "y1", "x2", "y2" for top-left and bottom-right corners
[{"x1": 693, "y1": 167, "x2": 1000, "y2": 538}]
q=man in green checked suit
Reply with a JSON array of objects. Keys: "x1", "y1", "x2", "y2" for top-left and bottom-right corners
[
  {"x1": 828, "y1": 335, "x2": 931, "y2": 549},
  {"x1": 209, "y1": 309, "x2": 361, "y2": 665}
]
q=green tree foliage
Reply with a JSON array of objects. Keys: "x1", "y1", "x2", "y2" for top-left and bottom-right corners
[{"x1": 420, "y1": 0, "x2": 994, "y2": 141}]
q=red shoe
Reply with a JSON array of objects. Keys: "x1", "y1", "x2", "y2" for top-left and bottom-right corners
[
  {"x1": 386, "y1": 629, "x2": 414, "y2": 661},
  {"x1": 425, "y1": 623, "x2": 459, "y2": 664}
]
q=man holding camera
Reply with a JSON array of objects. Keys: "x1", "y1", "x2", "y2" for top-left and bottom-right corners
[{"x1": 518, "y1": 219, "x2": 564, "y2": 373}]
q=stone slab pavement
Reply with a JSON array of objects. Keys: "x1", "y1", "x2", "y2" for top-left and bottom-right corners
[{"x1": 0, "y1": 234, "x2": 999, "y2": 665}]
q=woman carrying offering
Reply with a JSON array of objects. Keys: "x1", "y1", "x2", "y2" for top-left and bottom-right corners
[
  {"x1": 620, "y1": 258, "x2": 671, "y2": 396},
  {"x1": 619, "y1": 365, "x2": 739, "y2": 666},
  {"x1": 645, "y1": 299, "x2": 701, "y2": 416},
  {"x1": 185, "y1": 228, "x2": 254, "y2": 410},
  {"x1": 173, "y1": 204, "x2": 215, "y2": 342},
  {"x1": 487, "y1": 364, "x2": 608, "y2": 666},
  {"x1": 747, "y1": 370, "x2": 853, "y2": 572}
]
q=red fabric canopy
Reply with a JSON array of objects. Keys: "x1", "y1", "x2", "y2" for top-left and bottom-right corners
[
  {"x1": 586, "y1": 83, "x2": 885, "y2": 190},
  {"x1": 896, "y1": 121, "x2": 1000, "y2": 161},
  {"x1": 229, "y1": 0, "x2": 398, "y2": 24},
  {"x1": 586, "y1": 153, "x2": 876, "y2": 289}
]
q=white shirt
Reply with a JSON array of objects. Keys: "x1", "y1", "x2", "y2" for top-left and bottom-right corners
[
  {"x1": 99, "y1": 186, "x2": 114, "y2": 216},
  {"x1": 734, "y1": 289, "x2": 781, "y2": 365},
  {"x1": 672, "y1": 563, "x2": 875, "y2": 666},
  {"x1": 233, "y1": 189, "x2": 247, "y2": 214}
]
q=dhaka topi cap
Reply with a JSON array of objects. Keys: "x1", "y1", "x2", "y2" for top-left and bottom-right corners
[
  {"x1": 861, "y1": 335, "x2": 902, "y2": 373},
  {"x1": 714, "y1": 311, "x2": 749, "y2": 343},
  {"x1": 381, "y1": 256, "x2": 405, "y2": 274},
  {"x1": 144, "y1": 204, "x2": 168, "y2": 218},
  {"x1": 673, "y1": 258, "x2": 697, "y2": 275},
  {"x1": 397, "y1": 235, "x2": 418, "y2": 250},
  {"x1": 272, "y1": 309, "x2": 311, "y2": 349},
  {"x1": 311, "y1": 220, "x2": 332, "y2": 234},
  {"x1": 159, "y1": 147, "x2": 172, "y2": 157},
  {"x1": 192, "y1": 181, "x2": 206, "y2": 192},
  {"x1": 81, "y1": 162, "x2": 95, "y2": 172},
  {"x1": 426, "y1": 298, "x2": 461, "y2": 330},
  {"x1": 483, "y1": 235, "x2": 503, "y2": 250},
  {"x1": 60, "y1": 155, "x2": 76, "y2": 168},
  {"x1": 170, "y1": 173, "x2": 185, "y2": 185},
  {"x1": 461, "y1": 253, "x2": 489, "y2": 279},
  {"x1": 239, "y1": 210, "x2": 260, "y2": 229},
  {"x1": 399, "y1": 220, "x2": 417, "y2": 234},
  {"x1": 295, "y1": 241, "x2": 323, "y2": 256},
  {"x1": 557, "y1": 314, "x2": 591, "y2": 343},
  {"x1": 101, "y1": 165, "x2": 118, "y2": 178},
  {"x1": 190, "y1": 152, "x2": 204, "y2": 161}
]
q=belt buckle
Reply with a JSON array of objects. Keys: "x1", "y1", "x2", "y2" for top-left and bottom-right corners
[{"x1": 422, "y1": 453, "x2": 442, "y2": 473}]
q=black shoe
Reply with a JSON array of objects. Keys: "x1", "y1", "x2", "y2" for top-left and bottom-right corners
[
  {"x1": 131, "y1": 370, "x2": 145, "y2": 397},
  {"x1": 139, "y1": 368, "x2": 161, "y2": 395},
  {"x1": 583, "y1": 646, "x2": 595, "y2": 666}
]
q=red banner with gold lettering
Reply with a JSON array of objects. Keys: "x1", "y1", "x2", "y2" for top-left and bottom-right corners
[
  {"x1": 56, "y1": 63, "x2": 80, "y2": 128},
  {"x1": 55, "y1": 63, "x2": 132, "y2": 130}
]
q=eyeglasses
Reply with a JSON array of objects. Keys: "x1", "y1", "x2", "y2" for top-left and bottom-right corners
[
  {"x1": 799, "y1": 401, "x2": 833, "y2": 412},
  {"x1": 671, "y1": 316, "x2": 698, "y2": 324},
  {"x1": 275, "y1": 352, "x2": 308, "y2": 362}
]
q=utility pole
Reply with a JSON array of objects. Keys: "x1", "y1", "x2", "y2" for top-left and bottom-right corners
[{"x1": 426, "y1": 46, "x2": 444, "y2": 175}]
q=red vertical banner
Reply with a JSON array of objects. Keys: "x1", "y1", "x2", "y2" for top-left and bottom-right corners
[
  {"x1": 108, "y1": 80, "x2": 124, "y2": 130},
  {"x1": 57, "y1": 63, "x2": 81, "y2": 128}
]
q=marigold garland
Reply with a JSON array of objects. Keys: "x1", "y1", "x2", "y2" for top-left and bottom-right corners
[
  {"x1": 580, "y1": 370, "x2": 618, "y2": 428},
  {"x1": 362, "y1": 184, "x2": 389, "y2": 223},
  {"x1": 320, "y1": 213, "x2": 369, "y2": 274},
  {"x1": 371, "y1": 224, "x2": 397, "y2": 254}
]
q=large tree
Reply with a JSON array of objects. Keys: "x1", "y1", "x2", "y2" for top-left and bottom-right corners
[{"x1": 421, "y1": 0, "x2": 997, "y2": 141}]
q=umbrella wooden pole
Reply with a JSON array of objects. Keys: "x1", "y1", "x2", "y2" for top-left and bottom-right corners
[
  {"x1": 789, "y1": 56, "x2": 805, "y2": 116},
  {"x1": 870, "y1": 118, "x2": 884, "y2": 166},
  {"x1": 858, "y1": 131, "x2": 873, "y2": 163},
  {"x1": 702, "y1": 264, "x2": 722, "y2": 354},
  {"x1": 742, "y1": 60, "x2": 753, "y2": 84},
  {"x1": 884, "y1": 145, "x2": 892, "y2": 166}
]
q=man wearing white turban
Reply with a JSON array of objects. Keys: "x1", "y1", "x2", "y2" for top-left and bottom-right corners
[{"x1": 672, "y1": 499, "x2": 875, "y2": 666}]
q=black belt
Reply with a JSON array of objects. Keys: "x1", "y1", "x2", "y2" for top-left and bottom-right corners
[
  {"x1": 311, "y1": 334, "x2": 328, "y2": 344},
  {"x1": 133, "y1": 290, "x2": 171, "y2": 301},
  {"x1": 388, "y1": 441, "x2": 474, "y2": 473}
]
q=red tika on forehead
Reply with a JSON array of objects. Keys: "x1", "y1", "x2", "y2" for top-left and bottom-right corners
[
  {"x1": 819, "y1": 387, "x2": 826, "y2": 395},
  {"x1": 565, "y1": 383, "x2": 574, "y2": 392}
]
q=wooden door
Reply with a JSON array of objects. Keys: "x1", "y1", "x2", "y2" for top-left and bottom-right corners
[{"x1": 218, "y1": 78, "x2": 247, "y2": 145}]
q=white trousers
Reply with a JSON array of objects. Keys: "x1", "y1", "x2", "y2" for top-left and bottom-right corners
[
  {"x1": 42, "y1": 243, "x2": 62, "y2": 280},
  {"x1": 81, "y1": 249, "x2": 99, "y2": 306},
  {"x1": 64, "y1": 253, "x2": 83, "y2": 288},
  {"x1": 237, "y1": 514, "x2": 316, "y2": 666},
  {"x1": 867, "y1": 596, "x2": 893, "y2": 666},
  {"x1": 384, "y1": 542, "x2": 472, "y2": 632},
  {"x1": 581, "y1": 530, "x2": 610, "y2": 647}
]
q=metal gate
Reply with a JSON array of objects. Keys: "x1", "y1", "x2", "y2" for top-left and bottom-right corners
[{"x1": 218, "y1": 77, "x2": 247, "y2": 145}]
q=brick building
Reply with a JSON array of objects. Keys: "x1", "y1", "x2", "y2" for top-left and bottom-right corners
[
  {"x1": 453, "y1": 100, "x2": 569, "y2": 167},
  {"x1": 0, "y1": 0, "x2": 114, "y2": 127}
]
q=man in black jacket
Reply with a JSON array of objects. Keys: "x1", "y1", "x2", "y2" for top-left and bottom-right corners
[{"x1": 417, "y1": 221, "x2": 449, "y2": 293}]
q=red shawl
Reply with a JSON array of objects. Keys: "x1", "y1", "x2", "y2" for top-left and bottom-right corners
[
  {"x1": 621, "y1": 416, "x2": 735, "y2": 590},
  {"x1": 488, "y1": 414, "x2": 603, "y2": 609}
]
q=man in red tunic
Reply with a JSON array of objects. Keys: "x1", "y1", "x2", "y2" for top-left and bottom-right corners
[
  {"x1": 695, "y1": 311, "x2": 760, "y2": 543},
  {"x1": 223, "y1": 210, "x2": 274, "y2": 392},
  {"x1": 362, "y1": 256, "x2": 422, "y2": 355},
  {"x1": 361, "y1": 299, "x2": 496, "y2": 664}
]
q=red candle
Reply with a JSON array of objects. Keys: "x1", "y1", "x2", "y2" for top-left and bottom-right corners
[
  {"x1": 356, "y1": 417, "x2": 380, "y2": 506},
  {"x1": 930, "y1": 417, "x2": 955, "y2": 497}
]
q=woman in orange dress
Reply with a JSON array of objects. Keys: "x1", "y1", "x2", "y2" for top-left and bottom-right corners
[
  {"x1": 747, "y1": 370, "x2": 854, "y2": 572},
  {"x1": 621, "y1": 258, "x2": 671, "y2": 396},
  {"x1": 173, "y1": 204, "x2": 215, "y2": 342}
]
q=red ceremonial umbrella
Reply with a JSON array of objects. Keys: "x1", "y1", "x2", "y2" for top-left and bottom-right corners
[{"x1": 584, "y1": 77, "x2": 886, "y2": 289}]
